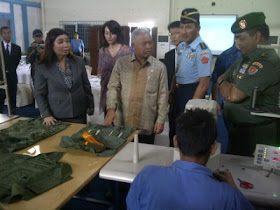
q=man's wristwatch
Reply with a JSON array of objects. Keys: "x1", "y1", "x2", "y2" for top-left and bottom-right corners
[{"x1": 217, "y1": 79, "x2": 225, "y2": 86}]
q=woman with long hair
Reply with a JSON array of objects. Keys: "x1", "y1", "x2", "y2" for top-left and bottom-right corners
[
  {"x1": 98, "y1": 20, "x2": 132, "y2": 115},
  {"x1": 34, "y1": 28, "x2": 94, "y2": 125}
]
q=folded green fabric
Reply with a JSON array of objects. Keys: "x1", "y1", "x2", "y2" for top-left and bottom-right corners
[
  {"x1": 0, "y1": 152, "x2": 72, "y2": 204},
  {"x1": 0, "y1": 118, "x2": 70, "y2": 154},
  {"x1": 60, "y1": 124, "x2": 136, "y2": 157}
]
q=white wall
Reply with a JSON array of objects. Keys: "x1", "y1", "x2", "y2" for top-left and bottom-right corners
[
  {"x1": 171, "y1": 0, "x2": 280, "y2": 35},
  {"x1": 27, "y1": 6, "x2": 42, "y2": 44},
  {"x1": 0, "y1": 1, "x2": 10, "y2": 13},
  {"x1": 43, "y1": 0, "x2": 170, "y2": 34},
  {"x1": 43, "y1": 0, "x2": 280, "y2": 35},
  {"x1": 13, "y1": 4, "x2": 24, "y2": 50}
]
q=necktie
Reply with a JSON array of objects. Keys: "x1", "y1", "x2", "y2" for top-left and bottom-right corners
[{"x1": 5, "y1": 44, "x2": 9, "y2": 55}]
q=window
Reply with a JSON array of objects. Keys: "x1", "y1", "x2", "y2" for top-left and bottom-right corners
[{"x1": 60, "y1": 21, "x2": 105, "y2": 53}]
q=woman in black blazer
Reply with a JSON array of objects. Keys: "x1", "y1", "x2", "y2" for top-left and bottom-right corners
[{"x1": 34, "y1": 28, "x2": 94, "y2": 125}]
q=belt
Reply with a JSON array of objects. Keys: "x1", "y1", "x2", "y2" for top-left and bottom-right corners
[{"x1": 176, "y1": 83, "x2": 198, "y2": 88}]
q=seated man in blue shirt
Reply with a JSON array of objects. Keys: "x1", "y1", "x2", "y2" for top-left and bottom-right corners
[{"x1": 126, "y1": 108, "x2": 254, "y2": 209}]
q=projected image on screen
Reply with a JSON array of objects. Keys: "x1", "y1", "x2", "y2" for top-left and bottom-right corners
[{"x1": 200, "y1": 15, "x2": 237, "y2": 55}]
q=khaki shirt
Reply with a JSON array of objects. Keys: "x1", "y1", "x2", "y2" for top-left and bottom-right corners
[{"x1": 107, "y1": 54, "x2": 169, "y2": 135}]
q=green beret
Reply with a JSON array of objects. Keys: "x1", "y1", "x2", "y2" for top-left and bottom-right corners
[
  {"x1": 231, "y1": 12, "x2": 266, "y2": 34},
  {"x1": 180, "y1": 8, "x2": 200, "y2": 24}
]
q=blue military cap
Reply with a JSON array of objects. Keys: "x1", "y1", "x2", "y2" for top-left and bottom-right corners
[{"x1": 180, "y1": 8, "x2": 200, "y2": 24}]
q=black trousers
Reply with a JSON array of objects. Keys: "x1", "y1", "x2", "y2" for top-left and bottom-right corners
[
  {"x1": 170, "y1": 83, "x2": 198, "y2": 146},
  {"x1": 0, "y1": 89, "x2": 5, "y2": 113},
  {"x1": 73, "y1": 51, "x2": 82, "y2": 56},
  {"x1": 138, "y1": 134, "x2": 155, "y2": 144},
  {"x1": 0, "y1": 76, "x2": 17, "y2": 114},
  {"x1": 175, "y1": 83, "x2": 198, "y2": 113},
  {"x1": 227, "y1": 119, "x2": 280, "y2": 157},
  {"x1": 57, "y1": 113, "x2": 87, "y2": 124},
  {"x1": 168, "y1": 105, "x2": 176, "y2": 147}
]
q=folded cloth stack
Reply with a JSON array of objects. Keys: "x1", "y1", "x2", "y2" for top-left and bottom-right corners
[{"x1": 60, "y1": 124, "x2": 136, "y2": 157}]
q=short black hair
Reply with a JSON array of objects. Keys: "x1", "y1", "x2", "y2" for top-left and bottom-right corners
[
  {"x1": 102, "y1": 20, "x2": 124, "y2": 47},
  {"x1": 168, "y1": 21, "x2": 180, "y2": 31},
  {"x1": 176, "y1": 109, "x2": 217, "y2": 158},
  {"x1": 247, "y1": 24, "x2": 270, "y2": 41},
  {"x1": 0, "y1": 26, "x2": 10, "y2": 34},
  {"x1": 74, "y1": 31, "x2": 79, "y2": 35}
]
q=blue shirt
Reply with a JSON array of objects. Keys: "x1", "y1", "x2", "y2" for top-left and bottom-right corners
[
  {"x1": 211, "y1": 45, "x2": 241, "y2": 83},
  {"x1": 176, "y1": 36, "x2": 213, "y2": 84},
  {"x1": 126, "y1": 160, "x2": 254, "y2": 210},
  {"x1": 70, "y1": 39, "x2": 84, "y2": 53}
]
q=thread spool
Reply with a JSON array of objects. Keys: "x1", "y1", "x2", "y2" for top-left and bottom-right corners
[
  {"x1": 251, "y1": 86, "x2": 258, "y2": 109},
  {"x1": 278, "y1": 91, "x2": 280, "y2": 109},
  {"x1": 133, "y1": 134, "x2": 139, "y2": 163}
]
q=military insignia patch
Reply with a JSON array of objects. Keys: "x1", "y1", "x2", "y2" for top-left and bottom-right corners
[
  {"x1": 242, "y1": 64, "x2": 249, "y2": 69},
  {"x1": 239, "y1": 68, "x2": 246, "y2": 74},
  {"x1": 200, "y1": 42, "x2": 208, "y2": 49},
  {"x1": 248, "y1": 66, "x2": 258, "y2": 75},
  {"x1": 177, "y1": 46, "x2": 184, "y2": 55},
  {"x1": 186, "y1": 52, "x2": 195, "y2": 60},
  {"x1": 238, "y1": 75, "x2": 243, "y2": 79},
  {"x1": 239, "y1": 20, "x2": 247, "y2": 29},
  {"x1": 201, "y1": 56, "x2": 209, "y2": 64},
  {"x1": 200, "y1": 52, "x2": 209, "y2": 56},
  {"x1": 239, "y1": 63, "x2": 248, "y2": 74},
  {"x1": 252, "y1": 62, "x2": 263, "y2": 68}
]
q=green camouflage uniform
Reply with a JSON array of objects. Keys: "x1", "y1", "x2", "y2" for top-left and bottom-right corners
[{"x1": 224, "y1": 48, "x2": 280, "y2": 156}]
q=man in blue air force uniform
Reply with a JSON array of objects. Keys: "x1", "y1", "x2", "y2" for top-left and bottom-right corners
[{"x1": 169, "y1": 8, "x2": 213, "y2": 117}]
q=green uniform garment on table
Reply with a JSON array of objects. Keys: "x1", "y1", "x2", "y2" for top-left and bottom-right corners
[
  {"x1": 0, "y1": 152, "x2": 72, "y2": 204},
  {"x1": 0, "y1": 119, "x2": 70, "y2": 155},
  {"x1": 60, "y1": 124, "x2": 136, "y2": 157}
]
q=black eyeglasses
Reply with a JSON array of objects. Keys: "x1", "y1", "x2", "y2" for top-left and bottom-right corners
[{"x1": 35, "y1": 35, "x2": 42, "y2": 38}]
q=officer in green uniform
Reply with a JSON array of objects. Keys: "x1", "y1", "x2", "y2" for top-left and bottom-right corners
[{"x1": 218, "y1": 12, "x2": 280, "y2": 156}]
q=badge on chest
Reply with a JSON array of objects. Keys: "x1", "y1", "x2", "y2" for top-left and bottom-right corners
[
  {"x1": 239, "y1": 63, "x2": 249, "y2": 74},
  {"x1": 186, "y1": 52, "x2": 195, "y2": 60}
]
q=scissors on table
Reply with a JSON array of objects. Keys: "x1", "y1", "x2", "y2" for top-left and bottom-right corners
[{"x1": 237, "y1": 178, "x2": 254, "y2": 189}]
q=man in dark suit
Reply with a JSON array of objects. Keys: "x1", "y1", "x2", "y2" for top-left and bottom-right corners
[
  {"x1": 0, "y1": 26, "x2": 21, "y2": 114},
  {"x1": 163, "y1": 21, "x2": 181, "y2": 147}
]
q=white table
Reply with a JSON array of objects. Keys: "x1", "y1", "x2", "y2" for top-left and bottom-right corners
[
  {"x1": 99, "y1": 142, "x2": 221, "y2": 183},
  {"x1": 16, "y1": 64, "x2": 32, "y2": 85},
  {"x1": 3, "y1": 64, "x2": 33, "y2": 107},
  {"x1": 99, "y1": 142, "x2": 174, "y2": 183},
  {"x1": 99, "y1": 143, "x2": 280, "y2": 207},
  {"x1": 87, "y1": 76, "x2": 103, "y2": 124},
  {"x1": 207, "y1": 154, "x2": 280, "y2": 207}
]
